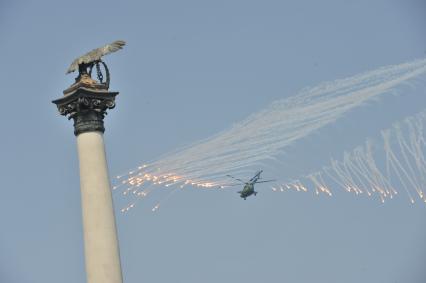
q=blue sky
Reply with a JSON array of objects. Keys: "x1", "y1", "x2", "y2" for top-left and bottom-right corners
[{"x1": 0, "y1": 1, "x2": 425, "y2": 282}]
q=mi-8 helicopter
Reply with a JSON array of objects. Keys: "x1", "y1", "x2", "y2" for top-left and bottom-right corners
[{"x1": 226, "y1": 170, "x2": 275, "y2": 200}]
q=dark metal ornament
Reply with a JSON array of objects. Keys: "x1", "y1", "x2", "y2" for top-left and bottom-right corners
[
  {"x1": 53, "y1": 86, "x2": 118, "y2": 136},
  {"x1": 88, "y1": 60, "x2": 111, "y2": 89}
]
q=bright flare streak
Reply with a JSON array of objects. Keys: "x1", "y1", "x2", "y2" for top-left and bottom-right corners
[
  {"x1": 286, "y1": 109, "x2": 426, "y2": 204},
  {"x1": 152, "y1": 204, "x2": 160, "y2": 212}
]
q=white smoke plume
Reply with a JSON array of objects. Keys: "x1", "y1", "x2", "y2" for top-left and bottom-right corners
[
  {"x1": 278, "y1": 110, "x2": 426, "y2": 204},
  {"x1": 115, "y1": 58, "x2": 426, "y2": 211}
]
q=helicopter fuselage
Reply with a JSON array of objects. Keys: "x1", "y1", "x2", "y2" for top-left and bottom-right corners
[{"x1": 239, "y1": 183, "x2": 257, "y2": 200}]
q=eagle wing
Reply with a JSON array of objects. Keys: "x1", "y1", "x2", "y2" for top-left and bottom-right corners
[{"x1": 66, "y1": 40, "x2": 126, "y2": 74}]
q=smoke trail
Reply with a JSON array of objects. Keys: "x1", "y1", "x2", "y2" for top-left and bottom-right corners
[
  {"x1": 115, "y1": 58, "x2": 426, "y2": 211},
  {"x1": 278, "y1": 110, "x2": 426, "y2": 204}
]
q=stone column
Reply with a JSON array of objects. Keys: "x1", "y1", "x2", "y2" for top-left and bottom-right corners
[{"x1": 53, "y1": 82, "x2": 123, "y2": 283}]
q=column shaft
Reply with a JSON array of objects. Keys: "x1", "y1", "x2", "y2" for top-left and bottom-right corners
[{"x1": 76, "y1": 131, "x2": 123, "y2": 283}]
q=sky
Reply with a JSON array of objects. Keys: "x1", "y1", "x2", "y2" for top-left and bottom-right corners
[{"x1": 0, "y1": 1, "x2": 426, "y2": 282}]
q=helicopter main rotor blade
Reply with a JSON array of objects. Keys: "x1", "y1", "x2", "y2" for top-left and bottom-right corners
[
  {"x1": 226, "y1": 175, "x2": 246, "y2": 184},
  {"x1": 249, "y1": 170, "x2": 263, "y2": 182},
  {"x1": 221, "y1": 183, "x2": 243, "y2": 187},
  {"x1": 254, "y1": 179, "x2": 276, "y2": 184}
]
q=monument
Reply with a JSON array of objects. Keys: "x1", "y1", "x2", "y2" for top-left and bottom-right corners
[{"x1": 52, "y1": 41, "x2": 125, "y2": 283}]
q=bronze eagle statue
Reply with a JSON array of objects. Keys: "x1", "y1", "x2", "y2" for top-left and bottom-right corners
[{"x1": 66, "y1": 40, "x2": 126, "y2": 75}]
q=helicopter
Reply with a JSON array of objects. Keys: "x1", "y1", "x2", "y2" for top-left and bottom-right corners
[{"x1": 226, "y1": 170, "x2": 275, "y2": 200}]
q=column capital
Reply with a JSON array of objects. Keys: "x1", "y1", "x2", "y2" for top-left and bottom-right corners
[{"x1": 52, "y1": 84, "x2": 118, "y2": 136}]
